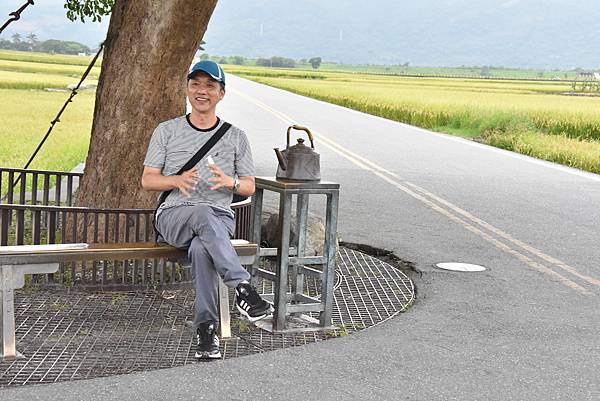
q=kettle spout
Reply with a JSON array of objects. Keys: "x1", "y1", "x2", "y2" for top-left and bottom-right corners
[{"x1": 274, "y1": 148, "x2": 287, "y2": 170}]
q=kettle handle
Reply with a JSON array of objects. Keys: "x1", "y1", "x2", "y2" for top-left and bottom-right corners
[{"x1": 287, "y1": 125, "x2": 315, "y2": 149}]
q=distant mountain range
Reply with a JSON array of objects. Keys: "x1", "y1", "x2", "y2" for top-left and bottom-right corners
[
  {"x1": 2, "y1": 0, "x2": 598, "y2": 69},
  {"x1": 204, "y1": 0, "x2": 598, "y2": 69}
]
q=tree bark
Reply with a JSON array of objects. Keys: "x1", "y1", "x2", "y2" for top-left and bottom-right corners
[{"x1": 75, "y1": 0, "x2": 218, "y2": 210}]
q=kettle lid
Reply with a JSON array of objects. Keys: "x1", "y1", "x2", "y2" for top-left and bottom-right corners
[{"x1": 289, "y1": 138, "x2": 317, "y2": 153}]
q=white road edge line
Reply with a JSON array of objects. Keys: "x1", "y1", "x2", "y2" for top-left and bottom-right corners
[{"x1": 231, "y1": 87, "x2": 596, "y2": 295}]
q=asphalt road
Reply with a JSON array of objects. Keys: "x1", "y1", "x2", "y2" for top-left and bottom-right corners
[{"x1": 2, "y1": 75, "x2": 599, "y2": 401}]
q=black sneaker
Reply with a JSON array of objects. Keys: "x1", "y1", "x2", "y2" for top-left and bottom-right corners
[
  {"x1": 235, "y1": 282, "x2": 273, "y2": 322},
  {"x1": 195, "y1": 321, "x2": 221, "y2": 360}
]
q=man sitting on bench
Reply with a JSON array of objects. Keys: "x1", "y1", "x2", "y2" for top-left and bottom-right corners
[{"x1": 141, "y1": 60, "x2": 272, "y2": 360}]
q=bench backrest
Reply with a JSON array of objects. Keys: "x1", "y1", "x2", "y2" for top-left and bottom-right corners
[
  {"x1": 0, "y1": 167, "x2": 253, "y2": 290},
  {"x1": 0, "y1": 167, "x2": 82, "y2": 207},
  {"x1": 0, "y1": 200, "x2": 252, "y2": 290},
  {"x1": 0, "y1": 201, "x2": 252, "y2": 247}
]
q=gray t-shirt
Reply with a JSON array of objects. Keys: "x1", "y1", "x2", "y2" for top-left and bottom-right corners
[{"x1": 143, "y1": 115, "x2": 255, "y2": 217}]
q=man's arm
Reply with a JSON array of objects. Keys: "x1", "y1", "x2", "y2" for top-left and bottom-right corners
[
  {"x1": 141, "y1": 166, "x2": 199, "y2": 197},
  {"x1": 236, "y1": 176, "x2": 256, "y2": 197}
]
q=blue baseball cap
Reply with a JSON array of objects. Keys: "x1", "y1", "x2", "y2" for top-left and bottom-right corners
[{"x1": 187, "y1": 60, "x2": 225, "y2": 86}]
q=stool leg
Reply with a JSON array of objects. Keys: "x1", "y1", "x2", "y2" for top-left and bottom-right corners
[
  {"x1": 0, "y1": 266, "x2": 17, "y2": 360},
  {"x1": 274, "y1": 192, "x2": 292, "y2": 331},
  {"x1": 320, "y1": 192, "x2": 339, "y2": 327}
]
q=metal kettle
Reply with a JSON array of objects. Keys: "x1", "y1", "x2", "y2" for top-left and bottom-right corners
[{"x1": 274, "y1": 125, "x2": 321, "y2": 181}]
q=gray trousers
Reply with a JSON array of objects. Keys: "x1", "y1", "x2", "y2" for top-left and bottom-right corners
[{"x1": 156, "y1": 204, "x2": 251, "y2": 328}]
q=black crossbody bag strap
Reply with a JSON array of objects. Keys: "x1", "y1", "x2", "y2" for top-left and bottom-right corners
[{"x1": 153, "y1": 121, "x2": 232, "y2": 242}]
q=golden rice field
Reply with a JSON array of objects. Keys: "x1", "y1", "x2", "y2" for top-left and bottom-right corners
[
  {"x1": 0, "y1": 50, "x2": 599, "y2": 176},
  {"x1": 226, "y1": 65, "x2": 600, "y2": 173}
]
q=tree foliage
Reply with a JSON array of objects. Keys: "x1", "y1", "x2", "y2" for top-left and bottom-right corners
[{"x1": 64, "y1": 0, "x2": 115, "y2": 22}]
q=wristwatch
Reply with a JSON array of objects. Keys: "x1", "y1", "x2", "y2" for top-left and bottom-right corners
[{"x1": 232, "y1": 177, "x2": 240, "y2": 193}]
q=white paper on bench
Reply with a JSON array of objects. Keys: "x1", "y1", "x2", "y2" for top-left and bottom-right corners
[{"x1": 0, "y1": 243, "x2": 89, "y2": 254}]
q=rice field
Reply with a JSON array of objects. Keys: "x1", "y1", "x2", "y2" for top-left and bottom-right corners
[
  {"x1": 0, "y1": 50, "x2": 97, "y2": 174},
  {"x1": 0, "y1": 59, "x2": 101, "y2": 79},
  {"x1": 0, "y1": 50, "x2": 599, "y2": 176},
  {"x1": 0, "y1": 50, "x2": 97, "y2": 66},
  {"x1": 226, "y1": 65, "x2": 600, "y2": 173},
  {"x1": 313, "y1": 63, "x2": 578, "y2": 80}
]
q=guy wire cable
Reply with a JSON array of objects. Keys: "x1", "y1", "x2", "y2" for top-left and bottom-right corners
[
  {"x1": 6, "y1": 42, "x2": 105, "y2": 196},
  {"x1": 0, "y1": 0, "x2": 35, "y2": 35}
]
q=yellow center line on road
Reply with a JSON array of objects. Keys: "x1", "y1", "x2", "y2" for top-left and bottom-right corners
[{"x1": 231, "y1": 88, "x2": 596, "y2": 296}]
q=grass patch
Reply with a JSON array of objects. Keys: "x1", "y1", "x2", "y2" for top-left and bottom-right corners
[
  {"x1": 483, "y1": 130, "x2": 600, "y2": 174},
  {"x1": 0, "y1": 89, "x2": 94, "y2": 171},
  {"x1": 0, "y1": 69, "x2": 96, "y2": 90}
]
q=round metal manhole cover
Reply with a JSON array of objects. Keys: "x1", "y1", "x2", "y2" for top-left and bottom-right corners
[{"x1": 435, "y1": 262, "x2": 486, "y2": 272}]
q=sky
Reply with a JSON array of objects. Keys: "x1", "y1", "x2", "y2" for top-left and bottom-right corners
[
  {"x1": 1, "y1": 0, "x2": 599, "y2": 69},
  {"x1": 0, "y1": 0, "x2": 109, "y2": 47}
]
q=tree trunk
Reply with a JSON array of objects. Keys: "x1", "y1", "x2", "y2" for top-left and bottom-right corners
[{"x1": 75, "y1": 0, "x2": 218, "y2": 210}]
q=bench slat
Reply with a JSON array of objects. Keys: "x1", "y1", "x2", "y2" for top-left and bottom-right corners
[
  {"x1": 0, "y1": 241, "x2": 257, "y2": 265},
  {"x1": 1, "y1": 239, "x2": 258, "y2": 359}
]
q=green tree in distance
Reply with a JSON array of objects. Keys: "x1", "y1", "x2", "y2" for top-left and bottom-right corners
[
  {"x1": 309, "y1": 57, "x2": 322, "y2": 69},
  {"x1": 26, "y1": 33, "x2": 39, "y2": 50}
]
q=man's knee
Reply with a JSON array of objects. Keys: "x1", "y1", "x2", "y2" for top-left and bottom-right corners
[{"x1": 188, "y1": 204, "x2": 219, "y2": 228}]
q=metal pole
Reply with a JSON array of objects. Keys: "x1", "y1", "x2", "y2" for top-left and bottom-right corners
[{"x1": 291, "y1": 193, "x2": 309, "y2": 300}]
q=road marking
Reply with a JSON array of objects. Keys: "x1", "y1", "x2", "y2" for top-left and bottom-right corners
[
  {"x1": 307, "y1": 133, "x2": 600, "y2": 288},
  {"x1": 231, "y1": 88, "x2": 597, "y2": 295}
]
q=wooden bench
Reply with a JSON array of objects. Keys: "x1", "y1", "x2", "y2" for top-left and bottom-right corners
[{"x1": 0, "y1": 240, "x2": 257, "y2": 361}]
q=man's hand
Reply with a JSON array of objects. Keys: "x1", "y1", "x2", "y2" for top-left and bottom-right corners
[
  {"x1": 176, "y1": 167, "x2": 200, "y2": 197},
  {"x1": 207, "y1": 163, "x2": 234, "y2": 191},
  {"x1": 142, "y1": 166, "x2": 199, "y2": 197}
]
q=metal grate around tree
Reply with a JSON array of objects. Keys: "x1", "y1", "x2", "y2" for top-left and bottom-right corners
[{"x1": 0, "y1": 247, "x2": 414, "y2": 387}]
